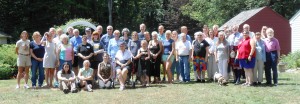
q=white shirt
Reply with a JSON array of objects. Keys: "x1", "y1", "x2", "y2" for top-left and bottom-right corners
[
  {"x1": 228, "y1": 32, "x2": 243, "y2": 46},
  {"x1": 205, "y1": 37, "x2": 218, "y2": 53},
  {"x1": 16, "y1": 39, "x2": 30, "y2": 54},
  {"x1": 115, "y1": 49, "x2": 133, "y2": 61},
  {"x1": 176, "y1": 40, "x2": 191, "y2": 56}
]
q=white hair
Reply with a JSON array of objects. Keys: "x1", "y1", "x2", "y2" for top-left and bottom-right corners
[{"x1": 151, "y1": 31, "x2": 158, "y2": 36}]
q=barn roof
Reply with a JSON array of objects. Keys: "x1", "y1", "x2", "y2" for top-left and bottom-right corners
[
  {"x1": 0, "y1": 31, "x2": 11, "y2": 38},
  {"x1": 220, "y1": 7, "x2": 265, "y2": 30},
  {"x1": 290, "y1": 9, "x2": 300, "y2": 24}
]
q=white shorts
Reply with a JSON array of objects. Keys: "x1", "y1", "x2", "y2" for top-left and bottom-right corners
[{"x1": 17, "y1": 54, "x2": 31, "y2": 67}]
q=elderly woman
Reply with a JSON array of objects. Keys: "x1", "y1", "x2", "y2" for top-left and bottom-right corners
[
  {"x1": 120, "y1": 28, "x2": 131, "y2": 49},
  {"x1": 97, "y1": 53, "x2": 113, "y2": 89},
  {"x1": 78, "y1": 60, "x2": 94, "y2": 92},
  {"x1": 162, "y1": 30, "x2": 175, "y2": 83},
  {"x1": 128, "y1": 31, "x2": 141, "y2": 82},
  {"x1": 115, "y1": 42, "x2": 133, "y2": 91},
  {"x1": 57, "y1": 62, "x2": 77, "y2": 94},
  {"x1": 264, "y1": 28, "x2": 280, "y2": 86},
  {"x1": 43, "y1": 32, "x2": 58, "y2": 88},
  {"x1": 253, "y1": 32, "x2": 266, "y2": 85},
  {"x1": 77, "y1": 35, "x2": 94, "y2": 68},
  {"x1": 215, "y1": 32, "x2": 230, "y2": 80},
  {"x1": 171, "y1": 31, "x2": 181, "y2": 81},
  {"x1": 16, "y1": 31, "x2": 31, "y2": 89},
  {"x1": 149, "y1": 31, "x2": 163, "y2": 83},
  {"x1": 89, "y1": 31, "x2": 104, "y2": 80},
  {"x1": 30, "y1": 31, "x2": 45, "y2": 88},
  {"x1": 192, "y1": 32, "x2": 209, "y2": 82},
  {"x1": 205, "y1": 29, "x2": 218, "y2": 81},
  {"x1": 261, "y1": 26, "x2": 268, "y2": 39},
  {"x1": 236, "y1": 31, "x2": 256, "y2": 86},
  {"x1": 57, "y1": 34, "x2": 74, "y2": 71},
  {"x1": 136, "y1": 40, "x2": 151, "y2": 86}
]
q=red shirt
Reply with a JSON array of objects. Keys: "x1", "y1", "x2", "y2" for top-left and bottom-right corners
[{"x1": 237, "y1": 37, "x2": 255, "y2": 59}]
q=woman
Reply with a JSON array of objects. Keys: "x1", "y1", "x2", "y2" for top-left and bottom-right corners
[
  {"x1": 57, "y1": 62, "x2": 77, "y2": 93},
  {"x1": 15, "y1": 31, "x2": 31, "y2": 89},
  {"x1": 97, "y1": 53, "x2": 113, "y2": 89},
  {"x1": 264, "y1": 28, "x2": 280, "y2": 86},
  {"x1": 149, "y1": 31, "x2": 163, "y2": 83},
  {"x1": 128, "y1": 31, "x2": 141, "y2": 82},
  {"x1": 120, "y1": 28, "x2": 131, "y2": 49},
  {"x1": 205, "y1": 29, "x2": 218, "y2": 81},
  {"x1": 215, "y1": 32, "x2": 230, "y2": 80},
  {"x1": 115, "y1": 42, "x2": 132, "y2": 91},
  {"x1": 192, "y1": 32, "x2": 209, "y2": 82},
  {"x1": 236, "y1": 31, "x2": 256, "y2": 86},
  {"x1": 90, "y1": 31, "x2": 104, "y2": 81},
  {"x1": 136, "y1": 40, "x2": 151, "y2": 86},
  {"x1": 78, "y1": 60, "x2": 94, "y2": 92},
  {"x1": 57, "y1": 34, "x2": 74, "y2": 71},
  {"x1": 30, "y1": 31, "x2": 45, "y2": 88},
  {"x1": 161, "y1": 30, "x2": 175, "y2": 83},
  {"x1": 77, "y1": 35, "x2": 94, "y2": 68},
  {"x1": 253, "y1": 32, "x2": 266, "y2": 85},
  {"x1": 43, "y1": 32, "x2": 58, "y2": 88},
  {"x1": 260, "y1": 26, "x2": 268, "y2": 39},
  {"x1": 171, "y1": 31, "x2": 181, "y2": 81}
]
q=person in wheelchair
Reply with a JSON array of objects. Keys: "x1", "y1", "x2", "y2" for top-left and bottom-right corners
[
  {"x1": 97, "y1": 52, "x2": 113, "y2": 89},
  {"x1": 115, "y1": 42, "x2": 132, "y2": 91}
]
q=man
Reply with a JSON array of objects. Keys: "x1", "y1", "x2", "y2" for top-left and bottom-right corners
[
  {"x1": 85, "y1": 28, "x2": 92, "y2": 42},
  {"x1": 70, "y1": 29, "x2": 82, "y2": 76},
  {"x1": 228, "y1": 25, "x2": 243, "y2": 85},
  {"x1": 96, "y1": 25, "x2": 103, "y2": 38},
  {"x1": 67, "y1": 27, "x2": 74, "y2": 38},
  {"x1": 178, "y1": 26, "x2": 192, "y2": 43},
  {"x1": 100, "y1": 26, "x2": 114, "y2": 51},
  {"x1": 243, "y1": 24, "x2": 255, "y2": 38},
  {"x1": 176, "y1": 33, "x2": 192, "y2": 82},
  {"x1": 138, "y1": 23, "x2": 146, "y2": 41},
  {"x1": 213, "y1": 25, "x2": 219, "y2": 37},
  {"x1": 158, "y1": 25, "x2": 165, "y2": 41}
]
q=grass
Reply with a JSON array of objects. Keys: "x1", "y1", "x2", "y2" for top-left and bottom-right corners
[{"x1": 0, "y1": 71, "x2": 300, "y2": 104}]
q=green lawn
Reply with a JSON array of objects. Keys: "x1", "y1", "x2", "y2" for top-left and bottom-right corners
[{"x1": 0, "y1": 71, "x2": 300, "y2": 104}]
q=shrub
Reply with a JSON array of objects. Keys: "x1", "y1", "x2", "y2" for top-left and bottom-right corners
[
  {"x1": 280, "y1": 51, "x2": 300, "y2": 69},
  {"x1": 0, "y1": 44, "x2": 18, "y2": 79}
]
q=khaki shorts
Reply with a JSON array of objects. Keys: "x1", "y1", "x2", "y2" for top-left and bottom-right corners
[{"x1": 17, "y1": 54, "x2": 31, "y2": 67}]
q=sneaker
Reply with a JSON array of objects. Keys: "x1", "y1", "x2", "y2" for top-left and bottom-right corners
[
  {"x1": 87, "y1": 85, "x2": 93, "y2": 92},
  {"x1": 119, "y1": 86, "x2": 125, "y2": 91},
  {"x1": 71, "y1": 89, "x2": 78, "y2": 93},
  {"x1": 54, "y1": 82, "x2": 59, "y2": 88},
  {"x1": 24, "y1": 84, "x2": 30, "y2": 89},
  {"x1": 32, "y1": 86, "x2": 36, "y2": 89},
  {"x1": 63, "y1": 89, "x2": 69, "y2": 94},
  {"x1": 16, "y1": 85, "x2": 20, "y2": 89}
]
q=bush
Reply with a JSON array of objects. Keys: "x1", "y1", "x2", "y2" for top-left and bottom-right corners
[
  {"x1": 0, "y1": 44, "x2": 18, "y2": 79},
  {"x1": 280, "y1": 51, "x2": 300, "y2": 69}
]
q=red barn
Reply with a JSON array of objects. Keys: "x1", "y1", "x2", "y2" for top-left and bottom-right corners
[{"x1": 220, "y1": 6, "x2": 291, "y2": 55}]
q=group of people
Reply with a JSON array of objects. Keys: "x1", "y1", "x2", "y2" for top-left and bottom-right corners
[{"x1": 15, "y1": 23, "x2": 280, "y2": 93}]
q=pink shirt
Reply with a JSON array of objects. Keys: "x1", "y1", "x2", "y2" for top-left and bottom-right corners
[{"x1": 264, "y1": 38, "x2": 280, "y2": 52}]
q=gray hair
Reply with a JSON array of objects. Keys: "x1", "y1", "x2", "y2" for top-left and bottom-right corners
[{"x1": 122, "y1": 28, "x2": 130, "y2": 34}]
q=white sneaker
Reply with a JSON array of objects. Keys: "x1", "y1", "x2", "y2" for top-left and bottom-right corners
[
  {"x1": 16, "y1": 85, "x2": 20, "y2": 89},
  {"x1": 87, "y1": 85, "x2": 93, "y2": 92},
  {"x1": 119, "y1": 86, "x2": 125, "y2": 91},
  {"x1": 24, "y1": 84, "x2": 30, "y2": 89}
]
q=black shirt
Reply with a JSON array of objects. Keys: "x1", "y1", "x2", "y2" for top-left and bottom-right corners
[{"x1": 193, "y1": 40, "x2": 209, "y2": 57}]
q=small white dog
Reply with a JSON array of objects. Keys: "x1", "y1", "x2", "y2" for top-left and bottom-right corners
[{"x1": 213, "y1": 72, "x2": 228, "y2": 86}]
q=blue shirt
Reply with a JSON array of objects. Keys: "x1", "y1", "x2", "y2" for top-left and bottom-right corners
[
  {"x1": 178, "y1": 34, "x2": 192, "y2": 43},
  {"x1": 107, "y1": 38, "x2": 123, "y2": 59},
  {"x1": 100, "y1": 33, "x2": 114, "y2": 51},
  {"x1": 29, "y1": 41, "x2": 45, "y2": 59},
  {"x1": 162, "y1": 39, "x2": 174, "y2": 55},
  {"x1": 70, "y1": 35, "x2": 82, "y2": 54},
  {"x1": 158, "y1": 33, "x2": 166, "y2": 41},
  {"x1": 128, "y1": 40, "x2": 141, "y2": 56},
  {"x1": 255, "y1": 39, "x2": 266, "y2": 62},
  {"x1": 138, "y1": 32, "x2": 145, "y2": 41}
]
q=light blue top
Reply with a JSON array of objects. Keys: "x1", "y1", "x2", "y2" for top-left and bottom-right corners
[
  {"x1": 107, "y1": 38, "x2": 123, "y2": 60},
  {"x1": 79, "y1": 67, "x2": 93, "y2": 78},
  {"x1": 215, "y1": 42, "x2": 230, "y2": 60},
  {"x1": 158, "y1": 33, "x2": 166, "y2": 41},
  {"x1": 70, "y1": 35, "x2": 82, "y2": 54},
  {"x1": 138, "y1": 32, "x2": 145, "y2": 41},
  {"x1": 255, "y1": 39, "x2": 266, "y2": 62},
  {"x1": 100, "y1": 33, "x2": 114, "y2": 51}
]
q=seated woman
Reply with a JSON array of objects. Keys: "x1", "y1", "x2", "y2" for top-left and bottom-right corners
[
  {"x1": 57, "y1": 62, "x2": 77, "y2": 94},
  {"x1": 136, "y1": 40, "x2": 151, "y2": 86},
  {"x1": 78, "y1": 60, "x2": 94, "y2": 92},
  {"x1": 97, "y1": 53, "x2": 113, "y2": 89},
  {"x1": 115, "y1": 42, "x2": 132, "y2": 91}
]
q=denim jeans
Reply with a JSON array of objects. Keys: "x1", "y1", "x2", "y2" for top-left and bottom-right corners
[
  {"x1": 31, "y1": 59, "x2": 44, "y2": 86},
  {"x1": 171, "y1": 59, "x2": 180, "y2": 77},
  {"x1": 179, "y1": 56, "x2": 190, "y2": 82},
  {"x1": 265, "y1": 51, "x2": 278, "y2": 84}
]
